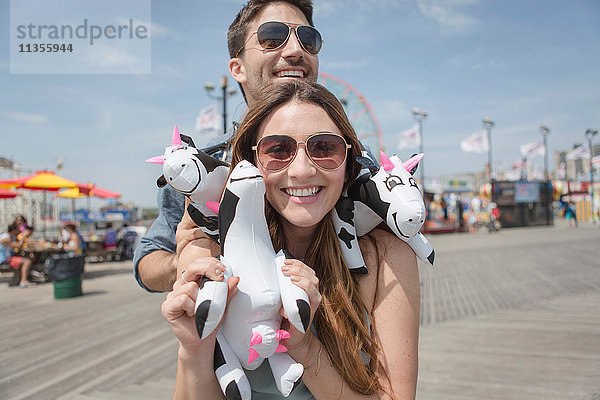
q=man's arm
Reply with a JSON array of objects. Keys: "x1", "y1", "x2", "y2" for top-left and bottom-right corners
[
  {"x1": 134, "y1": 185, "x2": 184, "y2": 292},
  {"x1": 134, "y1": 185, "x2": 219, "y2": 292}
]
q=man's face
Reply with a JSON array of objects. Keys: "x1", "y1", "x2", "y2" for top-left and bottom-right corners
[{"x1": 230, "y1": 2, "x2": 319, "y2": 104}]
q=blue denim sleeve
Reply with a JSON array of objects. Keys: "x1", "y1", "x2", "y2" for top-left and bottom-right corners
[{"x1": 133, "y1": 185, "x2": 185, "y2": 292}]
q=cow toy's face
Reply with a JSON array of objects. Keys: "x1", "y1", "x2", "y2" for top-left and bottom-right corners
[
  {"x1": 163, "y1": 145, "x2": 204, "y2": 194},
  {"x1": 371, "y1": 155, "x2": 426, "y2": 238},
  {"x1": 227, "y1": 160, "x2": 265, "y2": 198}
]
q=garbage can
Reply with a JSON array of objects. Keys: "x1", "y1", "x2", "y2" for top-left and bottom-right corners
[{"x1": 46, "y1": 254, "x2": 85, "y2": 299}]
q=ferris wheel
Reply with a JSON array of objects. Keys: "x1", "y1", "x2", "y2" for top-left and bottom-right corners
[{"x1": 318, "y1": 72, "x2": 385, "y2": 160}]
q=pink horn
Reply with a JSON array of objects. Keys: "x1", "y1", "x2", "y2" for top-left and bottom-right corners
[
  {"x1": 171, "y1": 124, "x2": 183, "y2": 146},
  {"x1": 380, "y1": 151, "x2": 394, "y2": 172},
  {"x1": 145, "y1": 156, "x2": 164, "y2": 165},
  {"x1": 403, "y1": 153, "x2": 424, "y2": 172}
]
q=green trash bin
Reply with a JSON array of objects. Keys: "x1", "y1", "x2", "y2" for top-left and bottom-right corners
[
  {"x1": 54, "y1": 276, "x2": 83, "y2": 299},
  {"x1": 46, "y1": 254, "x2": 85, "y2": 299}
]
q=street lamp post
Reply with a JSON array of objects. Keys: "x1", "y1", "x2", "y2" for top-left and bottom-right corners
[
  {"x1": 539, "y1": 125, "x2": 551, "y2": 225},
  {"x1": 204, "y1": 75, "x2": 237, "y2": 136},
  {"x1": 482, "y1": 118, "x2": 495, "y2": 183},
  {"x1": 539, "y1": 125, "x2": 550, "y2": 181},
  {"x1": 585, "y1": 129, "x2": 598, "y2": 221},
  {"x1": 411, "y1": 108, "x2": 428, "y2": 194}
]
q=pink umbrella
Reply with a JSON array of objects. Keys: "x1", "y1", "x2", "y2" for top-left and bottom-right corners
[{"x1": 0, "y1": 188, "x2": 19, "y2": 199}]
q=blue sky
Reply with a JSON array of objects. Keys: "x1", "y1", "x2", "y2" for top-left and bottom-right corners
[{"x1": 1, "y1": 0, "x2": 599, "y2": 207}]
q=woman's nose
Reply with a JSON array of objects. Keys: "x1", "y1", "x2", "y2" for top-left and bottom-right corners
[{"x1": 287, "y1": 145, "x2": 316, "y2": 178}]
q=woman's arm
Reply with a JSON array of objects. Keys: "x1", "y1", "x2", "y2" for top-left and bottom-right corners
[
  {"x1": 364, "y1": 229, "x2": 420, "y2": 399},
  {"x1": 299, "y1": 230, "x2": 420, "y2": 399},
  {"x1": 162, "y1": 257, "x2": 238, "y2": 399},
  {"x1": 283, "y1": 230, "x2": 419, "y2": 399}
]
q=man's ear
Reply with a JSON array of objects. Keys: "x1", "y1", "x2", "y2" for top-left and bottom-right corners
[{"x1": 229, "y1": 58, "x2": 247, "y2": 85}]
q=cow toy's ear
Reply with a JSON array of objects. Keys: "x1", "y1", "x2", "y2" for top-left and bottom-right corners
[
  {"x1": 157, "y1": 175, "x2": 167, "y2": 188},
  {"x1": 355, "y1": 156, "x2": 379, "y2": 176}
]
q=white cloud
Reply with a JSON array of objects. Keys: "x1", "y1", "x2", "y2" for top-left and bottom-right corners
[
  {"x1": 0, "y1": 110, "x2": 48, "y2": 123},
  {"x1": 79, "y1": 44, "x2": 148, "y2": 73},
  {"x1": 115, "y1": 18, "x2": 171, "y2": 38},
  {"x1": 446, "y1": 52, "x2": 506, "y2": 71},
  {"x1": 416, "y1": 0, "x2": 479, "y2": 34}
]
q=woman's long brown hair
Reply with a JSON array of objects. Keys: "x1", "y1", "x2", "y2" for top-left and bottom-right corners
[{"x1": 230, "y1": 81, "x2": 383, "y2": 394}]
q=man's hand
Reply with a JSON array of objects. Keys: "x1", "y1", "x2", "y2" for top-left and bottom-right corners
[
  {"x1": 174, "y1": 201, "x2": 220, "y2": 279},
  {"x1": 137, "y1": 200, "x2": 219, "y2": 292}
]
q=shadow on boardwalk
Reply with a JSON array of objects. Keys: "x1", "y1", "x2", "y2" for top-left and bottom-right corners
[{"x1": 0, "y1": 223, "x2": 598, "y2": 399}]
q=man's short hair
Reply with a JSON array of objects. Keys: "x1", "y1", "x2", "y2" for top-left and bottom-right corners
[{"x1": 228, "y1": 0, "x2": 315, "y2": 59}]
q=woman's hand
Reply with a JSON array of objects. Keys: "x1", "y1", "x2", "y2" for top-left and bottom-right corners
[
  {"x1": 161, "y1": 257, "x2": 239, "y2": 353},
  {"x1": 280, "y1": 259, "x2": 322, "y2": 347}
]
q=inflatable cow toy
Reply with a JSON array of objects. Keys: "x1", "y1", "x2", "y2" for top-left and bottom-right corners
[
  {"x1": 146, "y1": 125, "x2": 229, "y2": 241},
  {"x1": 332, "y1": 151, "x2": 435, "y2": 273},
  {"x1": 196, "y1": 160, "x2": 310, "y2": 399}
]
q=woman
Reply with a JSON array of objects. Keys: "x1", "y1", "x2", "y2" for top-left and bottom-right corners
[
  {"x1": 161, "y1": 81, "x2": 420, "y2": 399},
  {"x1": 62, "y1": 224, "x2": 84, "y2": 255},
  {"x1": 13, "y1": 214, "x2": 30, "y2": 232}
]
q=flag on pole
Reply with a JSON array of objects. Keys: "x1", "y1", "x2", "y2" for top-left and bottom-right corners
[
  {"x1": 592, "y1": 155, "x2": 600, "y2": 168},
  {"x1": 397, "y1": 124, "x2": 420, "y2": 149},
  {"x1": 195, "y1": 104, "x2": 220, "y2": 133},
  {"x1": 566, "y1": 145, "x2": 589, "y2": 160},
  {"x1": 519, "y1": 139, "x2": 545, "y2": 157},
  {"x1": 460, "y1": 130, "x2": 488, "y2": 153},
  {"x1": 557, "y1": 162, "x2": 565, "y2": 179}
]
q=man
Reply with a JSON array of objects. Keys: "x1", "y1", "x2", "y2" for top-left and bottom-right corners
[
  {"x1": 134, "y1": 0, "x2": 320, "y2": 292},
  {"x1": 0, "y1": 222, "x2": 36, "y2": 288}
]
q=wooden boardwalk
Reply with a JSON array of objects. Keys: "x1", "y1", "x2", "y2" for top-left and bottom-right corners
[{"x1": 1, "y1": 221, "x2": 598, "y2": 399}]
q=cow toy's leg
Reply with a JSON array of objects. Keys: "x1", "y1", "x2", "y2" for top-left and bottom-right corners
[
  {"x1": 215, "y1": 330, "x2": 251, "y2": 400},
  {"x1": 332, "y1": 196, "x2": 368, "y2": 275},
  {"x1": 195, "y1": 271, "x2": 230, "y2": 340},
  {"x1": 268, "y1": 352, "x2": 304, "y2": 397},
  {"x1": 275, "y1": 251, "x2": 311, "y2": 334}
]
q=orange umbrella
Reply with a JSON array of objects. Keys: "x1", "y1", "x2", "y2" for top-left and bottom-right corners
[
  {"x1": 0, "y1": 170, "x2": 77, "y2": 191},
  {"x1": 0, "y1": 171, "x2": 77, "y2": 236}
]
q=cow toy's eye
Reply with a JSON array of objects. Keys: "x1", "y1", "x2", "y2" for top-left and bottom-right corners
[
  {"x1": 408, "y1": 177, "x2": 418, "y2": 188},
  {"x1": 384, "y1": 175, "x2": 404, "y2": 191}
]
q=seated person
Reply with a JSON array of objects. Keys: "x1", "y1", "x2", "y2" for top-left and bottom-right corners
[
  {"x1": 103, "y1": 223, "x2": 117, "y2": 249},
  {"x1": 1, "y1": 222, "x2": 36, "y2": 288},
  {"x1": 16, "y1": 226, "x2": 34, "y2": 251},
  {"x1": 62, "y1": 224, "x2": 85, "y2": 255},
  {"x1": 13, "y1": 214, "x2": 30, "y2": 233}
]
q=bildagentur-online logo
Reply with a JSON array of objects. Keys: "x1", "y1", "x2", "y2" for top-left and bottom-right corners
[{"x1": 15, "y1": 18, "x2": 148, "y2": 45}]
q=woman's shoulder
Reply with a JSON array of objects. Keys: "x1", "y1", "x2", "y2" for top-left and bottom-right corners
[
  {"x1": 357, "y1": 228, "x2": 419, "y2": 310},
  {"x1": 358, "y1": 228, "x2": 417, "y2": 264}
]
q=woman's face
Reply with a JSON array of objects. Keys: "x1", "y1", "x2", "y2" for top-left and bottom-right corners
[{"x1": 255, "y1": 101, "x2": 347, "y2": 232}]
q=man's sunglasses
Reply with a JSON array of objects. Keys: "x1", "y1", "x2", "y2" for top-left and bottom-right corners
[
  {"x1": 252, "y1": 133, "x2": 351, "y2": 172},
  {"x1": 237, "y1": 21, "x2": 323, "y2": 57}
]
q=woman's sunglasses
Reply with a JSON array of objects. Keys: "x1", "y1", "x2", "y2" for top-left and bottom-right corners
[
  {"x1": 252, "y1": 133, "x2": 351, "y2": 172},
  {"x1": 237, "y1": 21, "x2": 323, "y2": 57}
]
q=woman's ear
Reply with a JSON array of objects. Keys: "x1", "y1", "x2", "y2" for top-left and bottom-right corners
[{"x1": 229, "y1": 57, "x2": 247, "y2": 85}]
